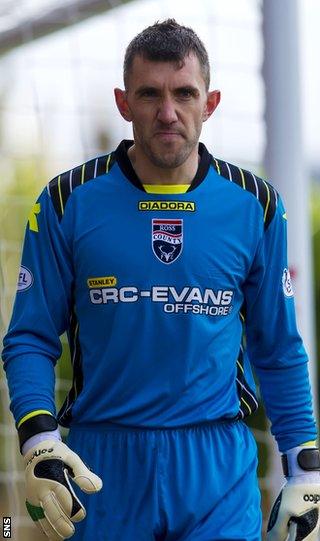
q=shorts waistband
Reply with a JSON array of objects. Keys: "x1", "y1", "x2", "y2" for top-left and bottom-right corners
[{"x1": 67, "y1": 417, "x2": 241, "y2": 433}]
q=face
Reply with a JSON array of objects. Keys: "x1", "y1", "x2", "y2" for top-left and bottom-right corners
[{"x1": 114, "y1": 53, "x2": 220, "y2": 169}]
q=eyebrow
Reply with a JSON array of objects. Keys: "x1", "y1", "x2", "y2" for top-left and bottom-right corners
[
  {"x1": 176, "y1": 85, "x2": 200, "y2": 95},
  {"x1": 135, "y1": 85, "x2": 200, "y2": 96},
  {"x1": 134, "y1": 86, "x2": 158, "y2": 96}
]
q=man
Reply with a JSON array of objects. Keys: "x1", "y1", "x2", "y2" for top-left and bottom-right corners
[{"x1": 2, "y1": 19, "x2": 320, "y2": 541}]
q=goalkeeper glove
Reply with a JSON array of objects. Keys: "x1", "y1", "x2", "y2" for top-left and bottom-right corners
[
  {"x1": 24, "y1": 438, "x2": 102, "y2": 540},
  {"x1": 267, "y1": 445, "x2": 320, "y2": 541}
]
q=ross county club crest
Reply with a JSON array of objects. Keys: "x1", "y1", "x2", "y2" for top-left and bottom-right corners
[{"x1": 152, "y1": 219, "x2": 183, "y2": 264}]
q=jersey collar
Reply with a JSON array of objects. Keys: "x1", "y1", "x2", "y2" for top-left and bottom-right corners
[{"x1": 114, "y1": 139, "x2": 211, "y2": 193}]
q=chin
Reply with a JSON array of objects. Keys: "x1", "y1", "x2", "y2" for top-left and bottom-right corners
[{"x1": 152, "y1": 151, "x2": 188, "y2": 169}]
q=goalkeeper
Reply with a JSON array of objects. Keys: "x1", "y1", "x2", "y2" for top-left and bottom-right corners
[{"x1": 2, "y1": 19, "x2": 320, "y2": 541}]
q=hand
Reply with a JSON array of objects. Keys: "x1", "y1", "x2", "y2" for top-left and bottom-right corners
[
  {"x1": 24, "y1": 439, "x2": 102, "y2": 540},
  {"x1": 267, "y1": 447, "x2": 320, "y2": 541}
]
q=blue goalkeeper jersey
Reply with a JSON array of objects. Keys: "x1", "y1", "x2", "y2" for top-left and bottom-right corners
[{"x1": 2, "y1": 140, "x2": 317, "y2": 452}]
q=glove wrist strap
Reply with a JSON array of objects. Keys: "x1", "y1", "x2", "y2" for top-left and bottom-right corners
[
  {"x1": 282, "y1": 446, "x2": 320, "y2": 477},
  {"x1": 21, "y1": 429, "x2": 62, "y2": 456},
  {"x1": 18, "y1": 413, "x2": 58, "y2": 452}
]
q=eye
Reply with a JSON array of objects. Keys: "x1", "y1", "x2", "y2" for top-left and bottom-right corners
[
  {"x1": 176, "y1": 88, "x2": 196, "y2": 99},
  {"x1": 139, "y1": 88, "x2": 158, "y2": 98}
]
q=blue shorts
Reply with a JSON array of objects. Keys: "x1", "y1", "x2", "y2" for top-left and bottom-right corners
[{"x1": 67, "y1": 420, "x2": 261, "y2": 540}]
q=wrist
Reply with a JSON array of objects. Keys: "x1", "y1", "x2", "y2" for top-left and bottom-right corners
[
  {"x1": 17, "y1": 411, "x2": 58, "y2": 453},
  {"x1": 282, "y1": 445, "x2": 320, "y2": 478},
  {"x1": 21, "y1": 428, "x2": 62, "y2": 456}
]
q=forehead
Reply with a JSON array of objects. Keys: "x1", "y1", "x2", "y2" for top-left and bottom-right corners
[{"x1": 127, "y1": 53, "x2": 206, "y2": 90}]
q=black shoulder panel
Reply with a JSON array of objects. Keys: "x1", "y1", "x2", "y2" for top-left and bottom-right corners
[
  {"x1": 57, "y1": 308, "x2": 83, "y2": 428},
  {"x1": 211, "y1": 156, "x2": 278, "y2": 229},
  {"x1": 47, "y1": 152, "x2": 116, "y2": 221}
]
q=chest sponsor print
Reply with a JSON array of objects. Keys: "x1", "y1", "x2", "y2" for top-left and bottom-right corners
[{"x1": 152, "y1": 219, "x2": 183, "y2": 264}]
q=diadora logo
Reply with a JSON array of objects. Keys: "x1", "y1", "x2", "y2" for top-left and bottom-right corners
[
  {"x1": 139, "y1": 201, "x2": 195, "y2": 212},
  {"x1": 303, "y1": 494, "x2": 320, "y2": 504},
  {"x1": 152, "y1": 219, "x2": 183, "y2": 264}
]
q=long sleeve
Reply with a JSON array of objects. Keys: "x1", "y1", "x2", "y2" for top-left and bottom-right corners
[
  {"x1": 243, "y1": 195, "x2": 317, "y2": 452},
  {"x1": 2, "y1": 187, "x2": 73, "y2": 433}
]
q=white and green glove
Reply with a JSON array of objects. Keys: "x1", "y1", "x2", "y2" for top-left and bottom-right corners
[
  {"x1": 267, "y1": 445, "x2": 320, "y2": 541},
  {"x1": 24, "y1": 436, "x2": 102, "y2": 540}
]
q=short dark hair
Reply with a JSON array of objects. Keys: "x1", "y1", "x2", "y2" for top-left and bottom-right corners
[{"x1": 123, "y1": 19, "x2": 210, "y2": 90}]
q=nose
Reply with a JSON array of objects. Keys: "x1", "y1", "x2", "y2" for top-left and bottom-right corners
[{"x1": 157, "y1": 97, "x2": 178, "y2": 124}]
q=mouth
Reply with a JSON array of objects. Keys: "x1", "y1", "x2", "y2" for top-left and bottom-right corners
[{"x1": 154, "y1": 132, "x2": 183, "y2": 139}]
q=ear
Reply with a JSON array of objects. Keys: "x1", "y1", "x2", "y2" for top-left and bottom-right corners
[
  {"x1": 114, "y1": 88, "x2": 133, "y2": 122},
  {"x1": 203, "y1": 90, "x2": 221, "y2": 122}
]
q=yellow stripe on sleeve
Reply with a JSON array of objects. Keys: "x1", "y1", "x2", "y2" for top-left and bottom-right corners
[
  {"x1": 57, "y1": 175, "x2": 64, "y2": 215},
  {"x1": 239, "y1": 168, "x2": 246, "y2": 189},
  {"x1": 241, "y1": 396, "x2": 252, "y2": 415},
  {"x1": 81, "y1": 163, "x2": 86, "y2": 184},
  {"x1": 262, "y1": 179, "x2": 271, "y2": 222},
  {"x1": 106, "y1": 154, "x2": 111, "y2": 173},
  {"x1": 236, "y1": 360, "x2": 244, "y2": 374},
  {"x1": 213, "y1": 158, "x2": 220, "y2": 175},
  {"x1": 300, "y1": 440, "x2": 317, "y2": 447},
  {"x1": 17, "y1": 409, "x2": 53, "y2": 429}
]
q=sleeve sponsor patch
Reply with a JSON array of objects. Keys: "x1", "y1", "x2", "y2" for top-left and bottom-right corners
[
  {"x1": 282, "y1": 268, "x2": 294, "y2": 298},
  {"x1": 17, "y1": 266, "x2": 34, "y2": 292}
]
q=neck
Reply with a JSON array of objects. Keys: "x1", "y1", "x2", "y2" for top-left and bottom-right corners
[{"x1": 127, "y1": 142, "x2": 199, "y2": 185}]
